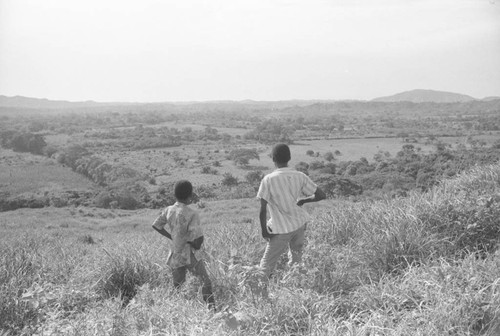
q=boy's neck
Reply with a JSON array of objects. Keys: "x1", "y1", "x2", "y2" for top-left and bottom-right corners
[
  {"x1": 176, "y1": 199, "x2": 190, "y2": 205},
  {"x1": 275, "y1": 162, "x2": 288, "y2": 168}
]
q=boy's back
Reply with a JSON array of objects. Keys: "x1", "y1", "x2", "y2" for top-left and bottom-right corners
[
  {"x1": 153, "y1": 202, "x2": 202, "y2": 268},
  {"x1": 258, "y1": 167, "x2": 317, "y2": 234}
]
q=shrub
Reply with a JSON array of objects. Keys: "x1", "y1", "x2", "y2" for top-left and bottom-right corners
[
  {"x1": 43, "y1": 144, "x2": 58, "y2": 158},
  {"x1": 222, "y1": 173, "x2": 239, "y2": 187},
  {"x1": 309, "y1": 160, "x2": 325, "y2": 170},
  {"x1": 201, "y1": 166, "x2": 218, "y2": 175},
  {"x1": 306, "y1": 150, "x2": 315, "y2": 156},
  {"x1": 59, "y1": 144, "x2": 90, "y2": 169},
  {"x1": 10, "y1": 132, "x2": 47, "y2": 155},
  {"x1": 221, "y1": 184, "x2": 256, "y2": 199},
  {"x1": 115, "y1": 189, "x2": 142, "y2": 210},
  {"x1": 95, "y1": 243, "x2": 167, "y2": 305},
  {"x1": 295, "y1": 162, "x2": 309, "y2": 175},
  {"x1": 324, "y1": 151, "x2": 335, "y2": 162},
  {"x1": 79, "y1": 234, "x2": 96, "y2": 245},
  {"x1": 318, "y1": 162, "x2": 336, "y2": 175},
  {"x1": 315, "y1": 175, "x2": 363, "y2": 198},
  {"x1": 94, "y1": 191, "x2": 113, "y2": 208},
  {"x1": 245, "y1": 170, "x2": 264, "y2": 185},
  {"x1": 196, "y1": 185, "x2": 216, "y2": 199},
  {"x1": 49, "y1": 196, "x2": 69, "y2": 207},
  {"x1": 93, "y1": 189, "x2": 142, "y2": 210}
]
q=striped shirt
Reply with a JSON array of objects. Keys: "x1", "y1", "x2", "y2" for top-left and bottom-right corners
[{"x1": 257, "y1": 167, "x2": 317, "y2": 234}]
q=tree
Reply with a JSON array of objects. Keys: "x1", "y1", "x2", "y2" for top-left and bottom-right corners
[
  {"x1": 244, "y1": 119, "x2": 295, "y2": 144},
  {"x1": 315, "y1": 175, "x2": 362, "y2": 198},
  {"x1": 10, "y1": 132, "x2": 47, "y2": 155},
  {"x1": 229, "y1": 148, "x2": 259, "y2": 166},
  {"x1": 59, "y1": 145, "x2": 90, "y2": 169},
  {"x1": 324, "y1": 151, "x2": 335, "y2": 162}
]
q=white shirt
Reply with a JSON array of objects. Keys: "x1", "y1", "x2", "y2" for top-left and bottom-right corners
[{"x1": 257, "y1": 167, "x2": 317, "y2": 234}]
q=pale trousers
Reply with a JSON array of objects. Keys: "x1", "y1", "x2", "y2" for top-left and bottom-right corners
[{"x1": 259, "y1": 224, "x2": 306, "y2": 277}]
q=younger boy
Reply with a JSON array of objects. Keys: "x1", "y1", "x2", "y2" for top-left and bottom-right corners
[
  {"x1": 257, "y1": 143, "x2": 326, "y2": 277},
  {"x1": 152, "y1": 180, "x2": 215, "y2": 309}
]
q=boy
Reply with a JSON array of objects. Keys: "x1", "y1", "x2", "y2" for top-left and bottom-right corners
[
  {"x1": 152, "y1": 180, "x2": 215, "y2": 310},
  {"x1": 257, "y1": 143, "x2": 326, "y2": 277}
]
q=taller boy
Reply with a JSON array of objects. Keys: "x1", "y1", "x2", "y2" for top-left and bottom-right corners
[{"x1": 257, "y1": 143, "x2": 326, "y2": 277}]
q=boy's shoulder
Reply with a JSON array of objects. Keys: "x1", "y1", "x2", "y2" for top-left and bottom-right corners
[
  {"x1": 175, "y1": 202, "x2": 198, "y2": 216},
  {"x1": 161, "y1": 203, "x2": 198, "y2": 218},
  {"x1": 266, "y1": 168, "x2": 304, "y2": 178}
]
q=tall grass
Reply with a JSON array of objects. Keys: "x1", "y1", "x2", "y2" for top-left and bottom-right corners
[
  {"x1": 0, "y1": 232, "x2": 92, "y2": 334},
  {"x1": 2, "y1": 164, "x2": 500, "y2": 335},
  {"x1": 92, "y1": 237, "x2": 171, "y2": 305}
]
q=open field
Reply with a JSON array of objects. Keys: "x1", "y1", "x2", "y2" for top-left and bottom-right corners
[{"x1": 0, "y1": 149, "x2": 97, "y2": 197}]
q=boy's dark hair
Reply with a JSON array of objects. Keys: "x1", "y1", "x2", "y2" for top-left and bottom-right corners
[
  {"x1": 272, "y1": 143, "x2": 291, "y2": 164},
  {"x1": 174, "y1": 180, "x2": 193, "y2": 201}
]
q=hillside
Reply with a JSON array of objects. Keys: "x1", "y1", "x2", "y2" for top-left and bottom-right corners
[
  {"x1": 372, "y1": 89, "x2": 476, "y2": 103},
  {"x1": 1, "y1": 164, "x2": 500, "y2": 335}
]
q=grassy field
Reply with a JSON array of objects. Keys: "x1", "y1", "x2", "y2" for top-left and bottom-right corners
[
  {"x1": 0, "y1": 149, "x2": 97, "y2": 197},
  {"x1": 1, "y1": 164, "x2": 500, "y2": 335}
]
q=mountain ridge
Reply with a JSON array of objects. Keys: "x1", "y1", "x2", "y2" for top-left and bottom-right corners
[
  {"x1": 1, "y1": 90, "x2": 498, "y2": 109},
  {"x1": 371, "y1": 89, "x2": 477, "y2": 103}
]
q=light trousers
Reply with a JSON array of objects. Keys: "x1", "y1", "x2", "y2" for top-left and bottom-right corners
[{"x1": 259, "y1": 224, "x2": 306, "y2": 277}]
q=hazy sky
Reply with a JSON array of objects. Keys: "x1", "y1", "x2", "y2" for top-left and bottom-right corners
[{"x1": 0, "y1": 0, "x2": 499, "y2": 102}]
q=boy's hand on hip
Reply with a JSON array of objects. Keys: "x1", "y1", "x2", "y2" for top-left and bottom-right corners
[{"x1": 262, "y1": 231, "x2": 276, "y2": 240}]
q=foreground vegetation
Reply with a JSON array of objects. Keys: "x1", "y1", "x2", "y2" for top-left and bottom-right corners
[{"x1": 1, "y1": 163, "x2": 500, "y2": 335}]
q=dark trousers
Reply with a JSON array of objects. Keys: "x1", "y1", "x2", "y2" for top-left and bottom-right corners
[{"x1": 172, "y1": 251, "x2": 215, "y2": 308}]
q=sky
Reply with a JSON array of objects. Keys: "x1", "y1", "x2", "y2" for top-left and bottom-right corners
[{"x1": 0, "y1": 0, "x2": 499, "y2": 102}]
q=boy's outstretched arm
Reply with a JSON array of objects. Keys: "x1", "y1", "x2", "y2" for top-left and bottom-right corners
[
  {"x1": 259, "y1": 198, "x2": 275, "y2": 239},
  {"x1": 296, "y1": 187, "x2": 326, "y2": 206}
]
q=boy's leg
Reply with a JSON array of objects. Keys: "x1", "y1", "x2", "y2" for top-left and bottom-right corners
[
  {"x1": 259, "y1": 233, "x2": 292, "y2": 277},
  {"x1": 172, "y1": 266, "x2": 187, "y2": 288},
  {"x1": 288, "y1": 224, "x2": 306, "y2": 266},
  {"x1": 188, "y1": 254, "x2": 215, "y2": 309}
]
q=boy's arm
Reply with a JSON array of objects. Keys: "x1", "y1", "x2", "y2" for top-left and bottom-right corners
[
  {"x1": 187, "y1": 212, "x2": 204, "y2": 250},
  {"x1": 296, "y1": 187, "x2": 326, "y2": 206},
  {"x1": 259, "y1": 198, "x2": 275, "y2": 239},
  {"x1": 152, "y1": 226, "x2": 172, "y2": 240},
  {"x1": 152, "y1": 211, "x2": 172, "y2": 239}
]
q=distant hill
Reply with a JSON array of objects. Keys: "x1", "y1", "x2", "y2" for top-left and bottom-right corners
[
  {"x1": 372, "y1": 89, "x2": 476, "y2": 103},
  {"x1": 482, "y1": 96, "x2": 500, "y2": 102},
  {"x1": 0, "y1": 95, "x2": 122, "y2": 109},
  {"x1": 0, "y1": 95, "x2": 337, "y2": 111}
]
